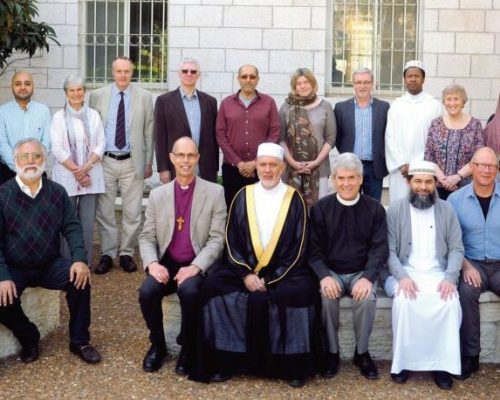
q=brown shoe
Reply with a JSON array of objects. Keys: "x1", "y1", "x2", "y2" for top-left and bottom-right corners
[
  {"x1": 94, "y1": 255, "x2": 113, "y2": 275},
  {"x1": 120, "y1": 255, "x2": 137, "y2": 273},
  {"x1": 69, "y1": 344, "x2": 101, "y2": 364}
]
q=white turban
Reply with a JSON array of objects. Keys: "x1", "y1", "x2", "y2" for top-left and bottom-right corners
[{"x1": 257, "y1": 143, "x2": 284, "y2": 160}]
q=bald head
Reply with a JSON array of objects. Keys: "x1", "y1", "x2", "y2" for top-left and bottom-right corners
[
  {"x1": 11, "y1": 71, "x2": 34, "y2": 106},
  {"x1": 169, "y1": 136, "x2": 199, "y2": 182},
  {"x1": 171, "y1": 136, "x2": 198, "y2": 154},
  {"x1": 471, "y1": 147, "x2": 498, "y2": 164},
  {"x1": 470, "y1": 146, "x2": 499, "y2": 193}
]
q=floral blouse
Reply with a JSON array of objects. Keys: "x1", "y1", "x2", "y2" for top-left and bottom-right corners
[{"x1": 424, "y1": 116, "x2": 483, "y2": 186}]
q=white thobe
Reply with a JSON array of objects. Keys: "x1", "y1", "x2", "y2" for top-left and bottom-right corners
[
  {"x1": 385, "y1": 92, "x2": 442, "y2": 203},
  {"x1": 391, "y1": 206, "x2": 462, "y2": 375},
  {"x1": 253, "y1": 180, "x2": 287, "y2": 250}
]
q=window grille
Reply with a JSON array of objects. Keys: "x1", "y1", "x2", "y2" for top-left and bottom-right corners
[
  {"x1": 80, "y1": 0, "x2": 168, "y2": 87},
  {"x1": 329, "y1": 0, "x2": 419, "y2": 95}
]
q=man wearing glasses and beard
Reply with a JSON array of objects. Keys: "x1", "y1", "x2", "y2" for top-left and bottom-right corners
[{"x1": 154, "y1": 58, "x2": 219, "y2": 184}]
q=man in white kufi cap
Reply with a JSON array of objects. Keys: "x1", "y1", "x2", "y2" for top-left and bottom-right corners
[
  {"x1": 383, "y1": 158, "x2": 463, "y2": 390},
  {"x1": 385, "y1": 60, "x2": 442, "y2": 202},
  {"x1": 196, "y1": 142, "x2": 318, "y2": 387}
]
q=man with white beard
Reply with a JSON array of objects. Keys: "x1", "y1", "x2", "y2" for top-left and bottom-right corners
[
  {"x1": 0, "y1": 138, "x2": 101, "y2": 365},
  {"x1": 384, "y1": 160, "x2": 463, "y2": 390}
]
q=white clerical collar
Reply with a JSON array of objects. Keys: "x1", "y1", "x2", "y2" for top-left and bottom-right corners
[
  {"x1": 336, "y1": 193, "x2": 360, "y2": 206},
  {"x1": 15, "y1": 175, "x2": 42, "y2": 198}
]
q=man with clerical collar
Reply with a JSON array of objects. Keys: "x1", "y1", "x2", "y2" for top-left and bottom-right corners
[
  {"x1": 138, "y1": 137, "x2": 226, "y2": 374},
  {"x1": 448, "y1": 146, "x2": 500, "y2": 380},
  {"x1": 216, "y1": 64, "x2": 280, "y2": 207},
  {"x1": 309, "y1": 152, "x2": 388, "y2": 380},
  {"x1": 384, "y1": 160, "x2": 463, "y2": 390},
  {"x1": 196, "y1": 142, "x2": 318, "y2": 388},
  {"x1": 0, "y1": 138, "x2": 101, "y2": 365},
  {"x1": 385, "y1": 60, "x2": 442, "y2": 202}
]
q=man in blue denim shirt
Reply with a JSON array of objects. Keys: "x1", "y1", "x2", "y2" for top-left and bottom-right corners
[{"x1": 448, "y1": 146, "x2": 500, "y2": 380}]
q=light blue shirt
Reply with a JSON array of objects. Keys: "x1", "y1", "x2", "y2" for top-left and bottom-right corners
[
  {"x1": 0, "y1": 100, "x2": 51, "y2": 170},
  {"x1": 104, "y1": 84, "x2": 131, "y2": 153},
  {"x1": 180, "y1": 88, "x2": 201, "y2": 147},
  {"x1": 353, "y1": 97, "x2": 373, "y2": 161},
  {"x1": 448, "y1": 183, "x2": 500, "y2": 261}
]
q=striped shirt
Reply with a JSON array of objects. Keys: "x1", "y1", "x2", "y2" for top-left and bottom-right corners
[
  {"x1": 0, "y1": 100, "x2": 51, "y2": 170},
  {"x1": 353, "y1": 98, "x2": 373, "y2": 161},
  {"x1": 180, "y1": 88, "x2": 201, "y2": 147}
]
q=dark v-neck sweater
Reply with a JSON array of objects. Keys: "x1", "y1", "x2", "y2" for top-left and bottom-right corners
[{"x1": 0, "y1": 178, "x2": 86, "y2": 281}]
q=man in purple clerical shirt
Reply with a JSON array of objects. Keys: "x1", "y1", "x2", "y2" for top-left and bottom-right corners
[{"x1": 138, "y1": 137, "x2": 226, "y2": 374}]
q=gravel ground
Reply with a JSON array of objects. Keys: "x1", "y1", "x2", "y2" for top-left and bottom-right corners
[{"x1": 1, "y1": 249, "x2": 500, "y2": 399}]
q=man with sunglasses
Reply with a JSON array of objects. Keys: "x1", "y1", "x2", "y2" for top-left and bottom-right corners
[
  {"x1": 216, "y1": 64, "x2": 280, "y2": 207},
  {"x1": 154, "y1": 58, "x2": 219, "y2": 184},
  {"x1": 138, "y1": 137, "x2": 226, "y2": 374},
  {"x1": 0, "y1": 138, "x2": 101, "y2": 365},
  {"x1": 448, "y1": 146, "x2": 500, "y2": 380}
]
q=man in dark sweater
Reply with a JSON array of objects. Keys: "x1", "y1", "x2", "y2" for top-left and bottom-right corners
[
  {"x1": 0, "y1": 138, "x2": 101, "y2": 364},
  {"x1": 309, "y1": 152, "x2": 388, "y2": 380}
]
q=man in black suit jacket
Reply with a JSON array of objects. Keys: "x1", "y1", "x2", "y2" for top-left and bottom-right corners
[
  {"x1": 334, "y1": 68, "x2": 389, "y2": 202},
  {"x1": 154, "y1": 58, "x2": 219, "y2": 183}
]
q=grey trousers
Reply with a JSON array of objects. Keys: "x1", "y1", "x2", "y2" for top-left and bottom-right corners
[
  {"x1": 62, "y1": 194, "x2": 97, "y2": 266},
  {"x1": 459, "y1": 260, "x2": 500, "y2": 357},
  {"x1": 321, "y1": 270, "x2": 377, "y2": 354}
]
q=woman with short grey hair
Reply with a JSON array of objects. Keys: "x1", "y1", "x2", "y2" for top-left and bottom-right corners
[{"x1": 49, "y1": 74, "x2": 106, "y2": 266}]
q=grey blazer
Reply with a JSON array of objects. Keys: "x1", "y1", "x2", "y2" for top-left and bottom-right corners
[
  {"x1": 139, "y1": 178, "x2": 227, "y2": 273},
  {"x1": 334, "y1": 97, "x2": 390, "y2": 179},
  {"x1": 89, "y1": 83, "x2": 154, "y2": 179},
  {"x1": 386, "y1": 198, "x2": 464, "y2": 283}
]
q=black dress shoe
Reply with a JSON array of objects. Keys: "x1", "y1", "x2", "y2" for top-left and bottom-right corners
[
  {"x1": 322, "y1": 352, "x2": 339, "y2": 378},
  {"x1": 211, "y1": 372, "x2": 232, "y2": 383},
  {"x1": 391, "y1": 369, "x2": 410, "y2": 384},
  {"x1": 454, "y1": 355, "x2": 480, "y2": 380},
  {"x1": 175, "y1": 349, "x2": 189, "y2": 375},
  {"x1": 69, "y1": 343, "x2": 101, "y2": 364},
  {"x1": 94, "y1": 255, "x2": 113, "y2": 275},
  {"x1": 433, "y1": 371, "x2": 453, "y2": 390},
  {"x1": 120, "y1": 255, "x2": 137, "y2": 273},
  {"x1": 20, "y1": 343, "x2": 39, "y2": 363},
  {"x1": 287, "y1": 378, "x2": 306, "y2": 388},
  {"x1": 142, "y1": 345, "x2": 167, "y2": 372},
  {"x1": 353, "y1": 349, "x2": 378, "y2": 379}
]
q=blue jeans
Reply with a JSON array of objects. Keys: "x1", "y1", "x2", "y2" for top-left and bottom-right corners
[{"x1": 361, "y1": 161, "x2": 383, "y2": 202}]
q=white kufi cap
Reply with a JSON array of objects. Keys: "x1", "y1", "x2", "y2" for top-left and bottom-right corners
[
  {"x1": 408, "y1": 159, "x2": 437, "y2": 177},
  {"x1": 257, "y1": 142, "x2": 284, "y2": 160},
  {"x1": 404, "y1": 60, "x2": 425, "y2": 73}
]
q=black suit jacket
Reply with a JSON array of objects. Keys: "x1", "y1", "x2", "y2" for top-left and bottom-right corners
[
  {"x1": 154, "y1": 87, "x2": 219, "y2": 182},
  {"x1": 334, "y1": 97, "x2": 390, "y2": 179}
]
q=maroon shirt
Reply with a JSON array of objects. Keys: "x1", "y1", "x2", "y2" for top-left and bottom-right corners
[
  {"x1": 216, "y1": 90, "x2": 280, "y2": 166},
  {"x1": 166, "y1": 179, "x2": 196, "y2": 264}
]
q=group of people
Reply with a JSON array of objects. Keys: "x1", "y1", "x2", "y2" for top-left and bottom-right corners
[{"x1": 0, "y1": 56, "x2": 499, "y2": 391}]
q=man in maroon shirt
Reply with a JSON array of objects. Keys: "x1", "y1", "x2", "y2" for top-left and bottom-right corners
[
  {"x1": 138, "y1": 137, "x2": 226, "y2": 374},
  {"x1": 216, "y1": 64, "x2": 280, "y2": 206}
]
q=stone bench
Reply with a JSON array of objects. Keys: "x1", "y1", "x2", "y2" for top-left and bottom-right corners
[
  {"x1": 162, "y1": 290, "x2": 500, "y2": 362},
  {"x1": 0, "y1": 287, "x2": 60, "y2": 358}
]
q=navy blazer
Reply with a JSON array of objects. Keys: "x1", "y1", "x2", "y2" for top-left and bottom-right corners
[
  {"x1": 334, "y1": 97, "x2": 390, "y2": 180},
  {"x1": 154, "y1": 87, "x2": 219, "y2": 182}
]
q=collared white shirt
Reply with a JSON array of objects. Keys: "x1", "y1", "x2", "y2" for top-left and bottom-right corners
[{"x1": 15, "y1": 175, "x2": 42, "y2": 198}]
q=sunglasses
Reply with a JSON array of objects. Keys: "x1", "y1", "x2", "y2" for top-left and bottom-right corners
[{"x1": 181, "y1": 69, "x2": 198, "y2": 75}]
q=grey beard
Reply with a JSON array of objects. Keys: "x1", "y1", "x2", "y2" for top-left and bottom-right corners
[{"x1": 409, "y1": 190, "x2": 437, "y2": 210}]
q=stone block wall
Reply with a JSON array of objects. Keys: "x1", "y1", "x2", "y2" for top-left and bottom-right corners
[{"x1": 0, "y1": 287, "x2": 61, "y2": 358}]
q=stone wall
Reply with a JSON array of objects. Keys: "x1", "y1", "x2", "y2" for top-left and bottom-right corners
[{"x1": 0, "y1": 287, "x2": 61, "y2": 358}]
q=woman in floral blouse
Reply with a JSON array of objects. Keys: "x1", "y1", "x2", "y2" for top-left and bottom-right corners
[{"x1": 424, "y1": 84, "x2": 483, "y2": 199}]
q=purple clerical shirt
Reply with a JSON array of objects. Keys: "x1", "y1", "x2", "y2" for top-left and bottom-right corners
[
  {"x1": 166, "y1": 179, "x2": 196, "y2": 264},
  {"x1": 216, "y1": 90, "x2": 280, "y2": 166}
]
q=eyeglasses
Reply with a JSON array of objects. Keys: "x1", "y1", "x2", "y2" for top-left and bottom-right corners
[
  {"x1": 239, "y1": 74, "x2": 257, "y2": 80},
  {"x1": 15, "y1": 152, "x2": 44, "y2": 162},
  {"x1": 472, "y1": 162, "x2": 499, "y2": 170},
  {"x1": 354, "y1": 80, "x2": 373, "y2": 86},
  {"x1": 181, "y1": 69, "x2": 198, "y2": 75},
  {"x1": 172, "y1": 152, "x2": 198, "y2": 160}
]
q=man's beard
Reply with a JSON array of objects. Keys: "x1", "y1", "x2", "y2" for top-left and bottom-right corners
[
  {"x1": 409, "y1": 189, "x2": 437, "y2": 210},
  {"x1": 16, "y1": 162, "x2": 45, "y2": 182}
]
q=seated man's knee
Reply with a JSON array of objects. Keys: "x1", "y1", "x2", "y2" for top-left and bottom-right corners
[
  {"x1": 139, "y1": 276, "x2": 164, "y2": 303},
  {"x1": 177, "y1": 276, "x2": 202, "y2": 301},
  {"x1": 458, "y1": 280, "x2": 481, "y2": 301}
]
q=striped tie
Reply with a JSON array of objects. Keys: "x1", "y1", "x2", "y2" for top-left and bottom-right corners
[{"x1": 115, "y1": 91, "x2": 126, "y2": 149}]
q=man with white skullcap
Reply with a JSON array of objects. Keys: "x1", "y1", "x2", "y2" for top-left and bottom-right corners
[
  {"x1": 309, "y1": 152, "x2": 388, "y2": 380},
  {"x1": 385, "y1": 60, "x2": 442, "y2": 202},
  {"x1": 197, "y1": 142, "x2": 318, "y2": 388},
  {"x1": 384, "y1": 159, "x2": 464, "y2": 390}
]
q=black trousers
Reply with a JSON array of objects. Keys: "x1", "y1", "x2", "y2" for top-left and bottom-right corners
[
  {"x1": 138, "y1": 256, "x2": 203, "y2": 354},
  {"x1": 0, "y1": 257, "x2": 91, "y2": 347},
  {"x1": 221, "y1": 163, "x2": 258, "y2": 208}
]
